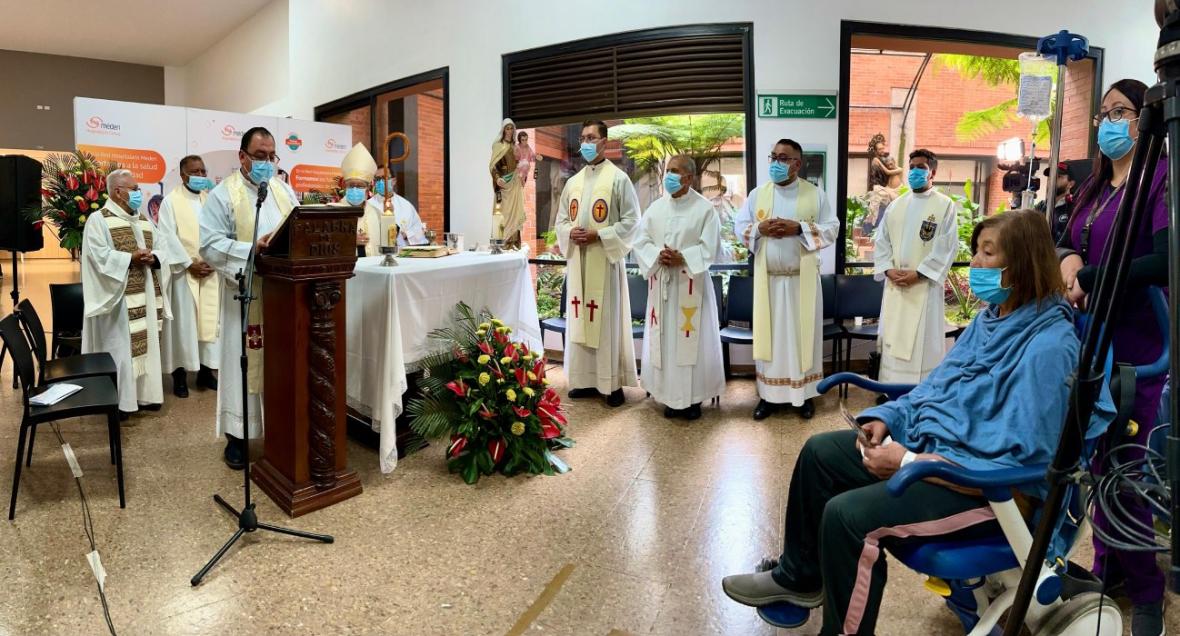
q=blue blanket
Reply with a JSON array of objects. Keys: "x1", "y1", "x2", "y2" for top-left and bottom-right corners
[{"x1": 861, "y1": 297, "x2": 1114, "y2": 491}]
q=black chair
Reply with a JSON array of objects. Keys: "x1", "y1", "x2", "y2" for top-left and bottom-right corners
[
  {"x1": 833, "y1": 274, "x2": 885, "y2": 397},
  {"x1": 1, "y1": 314, "x2": 123, "y2": 520},
  {"x1": 719, "y1": 275, "x2": 754, "y2": 379},
  {"x1": 711, "y1": 275, "x2": 724, "y2": 323},
  {"x1": 540, "y1": 280, "x2": 568, "y2": 349},
  {"x1": 627, "y1": 274, "x2": 647, "y2": 340},
  {"x1": 821, "y1": 274, "x2": 844, "y2": 373},
  {"x1": 49, "y1": 283, "x2": 85, "y2": 359},
  {"x1": 17, "y1": 299, "x2": 117, "y2": 387}
]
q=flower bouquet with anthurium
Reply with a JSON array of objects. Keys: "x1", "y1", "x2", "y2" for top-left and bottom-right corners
[
  {"x1": 27, "y1": 150, "x2": 118, "y2": 252},
  {"x1": 407, "y1": 302, "x2": 572, "y2": 484}
]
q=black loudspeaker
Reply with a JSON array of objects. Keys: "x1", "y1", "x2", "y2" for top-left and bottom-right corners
[{"x1": 0, "y1": 155, "x2": 45, "y2": 253}]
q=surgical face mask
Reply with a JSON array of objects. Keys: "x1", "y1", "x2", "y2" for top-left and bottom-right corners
[
  {"x1": 908, "y1": 167, "x2": 930, "y2": 190},
  {"x1": 579, "y1": 142, "x2": 599, "y2": 163},
  {"x1": 186, "y1": 176, "x2": 213, "y2": 192},
  {"x1": 663, "y1": 172, "x2": 683, "y2": 194},
  {"x1": 374, "y1": 179, "x2": 386, "y2": 196},
  {"x1": 969, "y1": 266, "x2": 1011, "y2": 305},
  {"x1": 769, "y1": 161, "x2": 790, "y2": 183},
  {"x1": 1097, "y1": 119, "x2": 1135, "y2": 160},
  {"x1": 125, "y1": 189, "x2": 143, "y2": 210},
  {"x1": 345, "y1": 187, "x2": 366, "y2": 206},
  {"x1": 249, "y1": 159, "x2": 276, "y2": 184}
]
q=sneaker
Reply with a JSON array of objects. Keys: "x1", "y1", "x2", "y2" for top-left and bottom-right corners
[
  {"x1": 1132, "y1": 601, "x2": 1165, "y2": 636},
  {"x1": 721, "y1": 571, "x2": 823, "y2": 608}
]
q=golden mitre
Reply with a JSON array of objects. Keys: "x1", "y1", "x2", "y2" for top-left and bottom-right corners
[{"x1": 341, "y1": 143, "x2": 377, "y2": 183}]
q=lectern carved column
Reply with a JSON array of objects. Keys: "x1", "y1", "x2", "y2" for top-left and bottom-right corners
[{"x1": 308, "y1": 280, "x2": 341, "y2": 490}]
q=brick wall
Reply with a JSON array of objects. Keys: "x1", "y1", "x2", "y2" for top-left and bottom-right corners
[{"x1": 416, "y1": 89, "x2": 445, "y2": 233}]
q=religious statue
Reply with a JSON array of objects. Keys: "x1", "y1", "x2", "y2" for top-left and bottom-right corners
[{"x1": 489, "y1": 118, "x2": 525, "y2": 249}]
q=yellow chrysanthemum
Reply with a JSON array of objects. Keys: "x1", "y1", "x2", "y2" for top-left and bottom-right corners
[
  {"x1": 478, "y1": 322, "x2": 492, "y2": 330},
  {"x1": 478, "y1": 372, "x2": 491, "y2": 386},
  {"x1": 500, "y1": 356, "x2": 512, "y2": 365},
  {"x1": 78, "y1": 215, "x2": 87, "y2": 224},
  {"x1": 491, "y1": 319, "x2": 504, "y2": 327},
  {"x1": 542, "y1": 378, "x2": 551, "y2": 385},
  {"x1": 511, "y1": 421, "x2": 525, "y2": 436},
  {"x1": 523, "y1": 387, "x2": 535, "y2": 398},
  {"x1": 505, "y1": 388, "x2": 517, "y2": 402},
  {"x1": 476, "y1": 329, "x2": 486, "y2": 337},
  {"x1": 477, "y1": 354, "x2": 490, "y2": 365},
  {"x1": 89, "y1": 203, "x2": 98, "y2": 209},
  {"x1": 526, "y1": 371, "x2": 537, "y2": 382}
]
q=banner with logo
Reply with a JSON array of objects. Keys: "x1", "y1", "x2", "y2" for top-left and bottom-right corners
[{"x1": 73, "y1": 97, "x2": 350, "y2": 221}]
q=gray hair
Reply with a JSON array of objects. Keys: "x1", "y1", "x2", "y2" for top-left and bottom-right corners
[
  {"x1": 107, "y1": 169, "x2": 134, "y2": 192},
  {"x1": 669, "y1": 154, "x2": 696, "y2": 176}
]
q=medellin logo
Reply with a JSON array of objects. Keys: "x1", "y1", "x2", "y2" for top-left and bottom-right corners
[
  {"x1": 85, "y1": 116, "x2": 121, "y2": 132},
  {"x1": 285, "y1": 133, "x2": 302, "y2": 151},
  {"x1": 221, "y1": 124, "x2": 244, "y2": 140},
  {"x1": 324, "y1": 138, "x2": 348, "y2": 153}
]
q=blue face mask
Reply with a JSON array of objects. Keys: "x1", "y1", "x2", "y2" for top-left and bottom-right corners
[
  {"x1": 249, "y1": 160, "x2": 275, "y2": 184},
  {"x1": 969, "y1": 267, "x2": 1011, "y2": 305},
  {"x1": 345, "y1": 187, "x2": 366, "y2": 206},
  {"x1": 663, "y1": 172, "x2": 683, "y2": 194},
  {"x1": 769, "y1": 161, "x2": 790, "y2": 183},
  {"x1": 908, "y1": 167, "x2": 930, "y2": 190},
  {"x1": 579, "y1": 142, "x2": 599, "y2": 163},
  {"x1": 125, "y1": 189, "x2": 143, "y2": 210},
  {"x1": 1097, "y1": 119, "x2": 1135, "y2": 160},
  {"x1": 186, "y1": 176, "x2": 213, "y2": 192},
  {"x1": 374, "y1": 179, "x2": 386, "y2": 196}
]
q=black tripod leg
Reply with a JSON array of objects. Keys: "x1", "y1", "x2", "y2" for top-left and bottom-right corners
[
  {"x1": 191, "y1": 527, "x2": 247, "y2": 586},
  {"x1": 212, "y1": 494, "x2": 242, "y2": 518},
  {"x1": 256, "y1": 522, "x2": 334, "y2": 543}
]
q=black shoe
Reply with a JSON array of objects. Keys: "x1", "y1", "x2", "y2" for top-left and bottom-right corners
[
  {"x1": 223, "y1": 436, "x2": 246, "y2": 470},
  {"x1": 753, "y1": 399, "x2": 778, "y2": 421},
  {"x1": 664, "y1": 406, "x2": 677, "y2": 419},
  {"x1": 141, "y1": 403, "x2": 162, "y2": 412},
  {"x1": 605, "y1": 389, "x2": 625, "y2": 408},
  {"x1": 799, "y1": 399, "x2": 815, "y2": 420},
  {"x1": 197, "y1": 366, "x2": 218, "y2": 391},
  {"x1": 1131, "y1": 601, "x2": 1165, "y2": 636},
  {"x1": 172, "y1": 369, "x2": 189, "y2": 398},
  {"x1": 568, "y1": 388, "x2": 598, "y2": 399},
  {"x1": 685, "y1": 403, "x2": 702, "y2": 420}
]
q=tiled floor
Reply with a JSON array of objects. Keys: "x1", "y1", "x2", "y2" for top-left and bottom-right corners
[{"x1": 0, "y1": 260, "x2": 1174, "y2": 635}]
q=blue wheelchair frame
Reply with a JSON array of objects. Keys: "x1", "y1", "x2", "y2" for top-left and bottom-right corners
[{"x1": 758, "y1": 288, "x2": 1169, "y2": 635}]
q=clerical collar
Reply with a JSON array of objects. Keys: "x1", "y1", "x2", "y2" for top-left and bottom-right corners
[
  {"x1": 912, "y1": 188, "x2": 934, "y2": 197},
  {"x1": 588, "y1": 160, "x2": 609, "y2": 172},
  {"x1": 773, "y1": 179, "x2": 798, "y2": 189}
]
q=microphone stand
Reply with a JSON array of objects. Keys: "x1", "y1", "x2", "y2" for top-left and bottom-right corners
[{"x1": 191, "y1": 178, "x2": 334, "y2": 586}]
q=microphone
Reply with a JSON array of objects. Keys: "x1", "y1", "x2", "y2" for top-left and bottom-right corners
[{"x1": 257, "y1": 179, "x2": 269, "y2": 204}]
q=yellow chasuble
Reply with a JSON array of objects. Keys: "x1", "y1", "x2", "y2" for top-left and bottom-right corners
[
  {"x1": 752, "y1": 179, "x2": 820, "y2": 368},
  {"x1": 225, "y1": 171, "x2": 294, "y2": 391},
  {"x1": 880, "y1": 196, "x2": 937, "y2": 362},
  {"x1": 165, "y1": 187, "x2": 221, "y2": 342},
  {"x1": 99, "y1": 208, "x2": 164, "y2": 377},
  {"x1": 565, "y1": 161, "x2": 619, "y2": 349}
]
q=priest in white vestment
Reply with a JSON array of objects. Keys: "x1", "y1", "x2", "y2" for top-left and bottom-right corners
[
  {"x1": 199, "y1": 127, "x2": 298, "y2": 469},
  {"x1": 358, "y1": 168, "x2": 427, "y2": 257},
  {"x1": 873, "y1": 148, "x2": 958, "y2": 384},
  {"x1": 157, "y1": 154, "x2": 219, "y2": 397},
  {"x1": 735, "y1": 139, "x2": 839, "y2": 421},
  {"x1": 556, "y1": 120, "x2": 641, "y2": 407},
  {"x1": 82, "y1": 169, "x2": 177, "y2": 415},
  {"x1": 634, "y1": 155, "x2": 724, "y2": 419}
]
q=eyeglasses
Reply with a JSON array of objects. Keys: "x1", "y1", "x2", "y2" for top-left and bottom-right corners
[
  {"x1": 577, "y1": 136, "x2": 602, "y2": 144},
  {"x1": 768, "y1": 154, "x2": 800, "y2": 163},
  {"x1": 244, "y1": 150, "x2": 278, "y2": 161},
  {"x1": 1092, "y1": 106, "x2": 1139, "y2": 127}
]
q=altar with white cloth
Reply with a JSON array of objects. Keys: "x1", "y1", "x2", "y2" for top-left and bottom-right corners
[{"x1": 345, "y1": 250, "x2": 542, "y2": 474}]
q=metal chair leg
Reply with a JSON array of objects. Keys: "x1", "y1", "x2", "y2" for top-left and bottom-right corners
[
  {"x1": 24, "y1": 424, "x2": 35, "y2": 467},
  {"x1": 10, "y1": 422, "x2": 28, "y2": 520},
  {"x1": 723, "y1": 343, "x2": 732, "y2": 380}
]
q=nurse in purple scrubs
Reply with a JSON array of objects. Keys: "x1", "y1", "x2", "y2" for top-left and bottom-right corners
[{"x1": 1058, "y1": 78, "x2": 1170, "y2": 636}]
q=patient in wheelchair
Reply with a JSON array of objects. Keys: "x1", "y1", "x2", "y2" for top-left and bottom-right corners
[{"x1": 723, "y1": 210, "x2": 1093, "y2": 635}]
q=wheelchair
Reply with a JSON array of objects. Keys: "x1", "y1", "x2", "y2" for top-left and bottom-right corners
[{"x1": 756, "y1": 288, "x2": 1171, "y2": 636}]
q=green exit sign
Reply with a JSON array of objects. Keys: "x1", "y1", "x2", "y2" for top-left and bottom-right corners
[{"x1": 758, "y1": 93, "x2": 838, "y2": 119}]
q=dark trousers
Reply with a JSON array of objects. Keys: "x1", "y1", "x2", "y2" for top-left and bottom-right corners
[{"x1": 772, "y1": 431, "x2": 1000, "y2": 635}]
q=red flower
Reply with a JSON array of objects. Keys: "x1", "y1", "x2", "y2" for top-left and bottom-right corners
[
  {"x1": 84, "y1": 187, "x2": 99, "y2": 202},
  {"x1": 505, "y1": 343, "x2": 516, "y2": 357},
  {"x1": 494, "y1": 331, "x2": 508, "y2": 345},
  {"x1": 82, "y1": 171, "x2": 92, "y2": 185},
  {"x1": 513, "y1": 406, "x2": 531, "y2": 418},
  {"x1": 540, "y1": 421, "x2": 560, "y2": 439},
  {"x1": 487, "y1": 438, "x2": 506, "y2": 464},
  {"x1": 40, "y1": 189, "x2": 53, "y2": 199},
  {"x1": 66, "y1": 174, "x2": 79, "y2": 190},
  {"x1": 453, "y1": 346, "x2": 469, "y2": 363},
  {"x1": 532, "y1": 359, "x2": 546, "y2": 381},
  {"x1": 96, "y1": 177, "x2": 106, "y2": 192},
  {"x1": 514, "y1": 368, "x2": 527, "y2": 387},
  {"x1": 448, "y1": 435, "x2": 468, "y2": 458},
  {"x1": 543, "y1": 388, "x2": 559, "y2": 403},
  {"x1": 76, "y1": 199, "x2": 88, "y2": 213},
  {"x1": 445, "y1": 380, "x2": 467, "y2": 398},
  {"x1": 537, "y1": 404, "x2": 567, "y2": 427},
  {"x1": 478, "y1": 404, "x2": 495, "y2": 420},
  {"x1": 478, "y1": 341, "x2": 494, "y2": 356}
]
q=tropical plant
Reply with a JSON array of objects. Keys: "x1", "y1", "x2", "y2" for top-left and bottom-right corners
[
  {"x1": 944, "y1": 179, "x2": 986, "y2": 323},
  {"x1": 406, "y1": 303, "x2": 571, "y2": 484},
  {"x1": 27, "y1": 150, "x2": 118, "y2": 252},
  {"x1": 845, "y1": 195, "x2": 871, "y2": 263},
  {"x1": 609, "y1": 114, "x2": 744, "y2": 195},
  {"x1": 933, "y1": 54, "x2": 1057, "y2": 145}
]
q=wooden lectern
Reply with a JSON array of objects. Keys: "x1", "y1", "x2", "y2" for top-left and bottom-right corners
[{"x1": 252, "y1": 205, "x2": 364, "y2": 517}]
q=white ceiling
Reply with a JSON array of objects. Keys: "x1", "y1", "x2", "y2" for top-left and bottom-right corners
[{"x1": 0, "y1": 0, "x2": 275, "y2": 66}]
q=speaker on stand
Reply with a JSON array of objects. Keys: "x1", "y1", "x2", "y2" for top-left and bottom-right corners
[{"x1": 0, "y1": 155, "x2": 47, "y2": 386}]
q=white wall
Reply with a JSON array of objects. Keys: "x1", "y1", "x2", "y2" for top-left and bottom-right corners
[
  {"x1": 168, "y1": 0, "x2": 1162, "y2": 241},
  {"x1": 164, "y1": 0, "x2": 290, "y2": 115}
]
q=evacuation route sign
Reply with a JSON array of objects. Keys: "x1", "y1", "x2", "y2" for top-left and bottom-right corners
[{"x1": 757, "y1": 93, "x2": 837, "y2": 119}]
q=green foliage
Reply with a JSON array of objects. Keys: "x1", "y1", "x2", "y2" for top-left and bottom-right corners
[
  {"x1": 845, "y1": 195, "x2": 871, "y2": 263},
  {"x1": 540, "y1": 230, "x2": 558, "y2": 247},
  {"x1": 29, "y1": 150, "x2": 119, "y2": 251},
  {"x1": 933, "y1": 54, "x2": 1021, "y2": 86},
  {"x1": 943, "y1": 179, "x2": 986, "y2": 322},
  {"x1": 934, "y1": 54, "x2": 1056, "y2": 145},
  {"x1": 535, "y1": 264, "x2": 565, "y2": 320},
  {"x1": 610, "y1": 114, "x2": 744, "y2": 194}
]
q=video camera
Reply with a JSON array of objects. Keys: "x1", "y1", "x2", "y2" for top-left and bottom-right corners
[{"x1": 999, "y1": 158, "x2": 1041, "y2": 194}]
